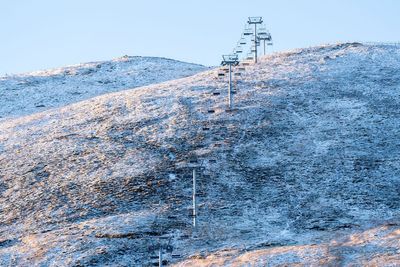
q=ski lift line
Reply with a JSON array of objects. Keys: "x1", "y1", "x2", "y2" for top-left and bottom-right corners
[{"x1": 227, "y1": 17, "x2": 274, "y2": 64}]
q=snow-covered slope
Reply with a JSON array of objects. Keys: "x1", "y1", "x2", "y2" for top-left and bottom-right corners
[
  {"x1": 175, "y1": 222, "x2": 400, "y2": 266},
  {"x1": 0, "y1": 56, "x2": 208, "y2": 119},
  {"x1": 0, "y1": 43, "x2": 399, "y2": 266}
]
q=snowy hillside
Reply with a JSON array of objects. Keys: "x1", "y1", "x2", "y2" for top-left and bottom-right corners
[
  {"x1": 0, "y1": 56, "x2": 207, "y2": 119},
  {"x1": 0, "y1": 43, "x2": 399, "y2": 266}
]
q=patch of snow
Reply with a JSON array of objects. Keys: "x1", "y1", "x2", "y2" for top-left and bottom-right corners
[{"x1": 0, "y1": 56, "x2": 208, "y2": 119}]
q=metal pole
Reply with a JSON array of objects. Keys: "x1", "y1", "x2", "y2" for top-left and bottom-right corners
[
  {"x1": 254, "y1": 24, "x2": 258, "y2": 63},
  {"x1": 158, "y1": 246, "x2": 162, "y2": 267},
  {"x1": 228, "y1": 64, "x2": 232, "y2": 109},
  {"x1": 263, "y1": 40, "x2": 266, "y2": 55},
  {"x1": 192, "y1": 169, "x2": 196, "y2": 227}
]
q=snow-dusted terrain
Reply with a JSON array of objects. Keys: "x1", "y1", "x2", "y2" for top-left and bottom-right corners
[
  {"x1": 0, "y1": 56, "x2": 208, "y2": 119},
  {"x1": 0, "y1": 43, "x2": 399, "y2": 266}
]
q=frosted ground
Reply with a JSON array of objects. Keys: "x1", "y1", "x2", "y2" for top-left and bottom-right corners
[
  {"x1": 0, "y1": 56, "x2": 207, "y2": 119},
  {"x1": 0, "y1": 43, "x2": 399, "y2": 266}
]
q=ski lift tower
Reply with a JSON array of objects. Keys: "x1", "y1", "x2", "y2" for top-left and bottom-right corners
[
  {"x1": 247, "y1": 17, "x2": 263, "y2": 63},
  {"x1": 258, "y1": 31, "x2": 272, "y2": 55},
  {"x1": 221, "y1": 54, "x2": 239, "y2": 110}
]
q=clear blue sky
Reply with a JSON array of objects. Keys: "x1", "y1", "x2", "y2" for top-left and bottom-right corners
[{"x1": 1, "y1": 0, "x2": 399, "y2": 75}]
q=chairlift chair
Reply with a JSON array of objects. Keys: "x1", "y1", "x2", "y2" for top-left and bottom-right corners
[
  {"x1": 234, "y1": 46, "x2": 243, "y2": 53},
  {"x1": 258, "y1": 24, "x2": 268, "y2": 35},
  {"x1": 243, "y1": 30, "x2": 253, "y2": 36},
  {"x1": 258, "y1": 30, "x2": 268, "y2": 36},
  {"x1": 258, "y1": 32, "x2": 269, "y2": 39},
  {"x1": 258, "y1": 32, "x2": 272, "y2": 41},
  {"x1": 221, "y1": 54, "x2": 239, "y2": 66},
  {"x1": 266, "y1": 35, "x2": 273, "y2": 45},
  {"x1": 243, "y1": 25, "x2": 253, "y2": 36}
]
